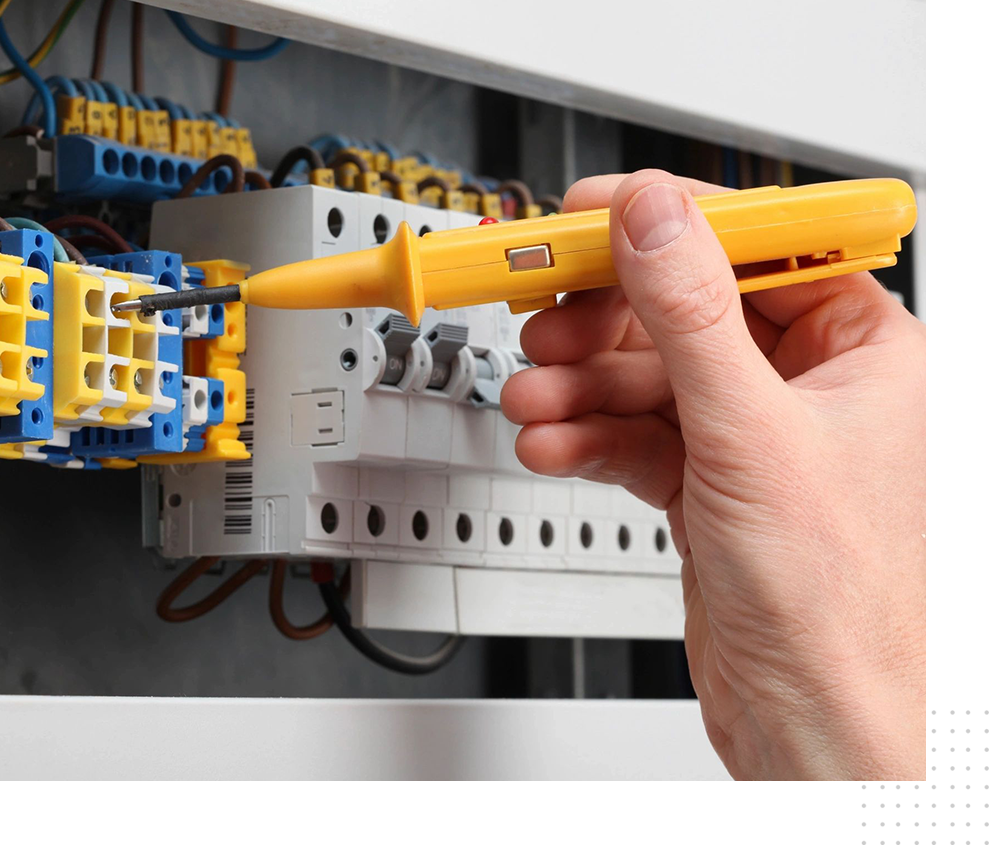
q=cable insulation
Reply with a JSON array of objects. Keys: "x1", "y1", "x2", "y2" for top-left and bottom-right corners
[{"x1": 166, "y1": 11, "x2": 288, "y2": 61}]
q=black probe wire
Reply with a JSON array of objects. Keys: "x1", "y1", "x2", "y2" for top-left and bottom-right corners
[{"x1": 318, "y1": 579, "x2": 465, "y2": 675}]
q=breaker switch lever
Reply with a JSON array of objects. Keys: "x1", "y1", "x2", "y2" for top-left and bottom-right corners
[
  {"x1": 424, "y1": 323, "x2": 469, "y2": 389},
  {"x1": 375, "y1": 314, "x2": 419, "y2": 385}
]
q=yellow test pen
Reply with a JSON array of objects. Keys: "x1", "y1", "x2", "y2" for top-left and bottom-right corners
[{"x1": 117, "y1": 179, "x2": 917, "y2": 323}]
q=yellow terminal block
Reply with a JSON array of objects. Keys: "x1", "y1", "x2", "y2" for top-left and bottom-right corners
[
  {"x1": 136, "y1": 109, "x2": 158, "y2": 149},
  {"x1": 142, "y1": 260, "x2": 250, "y2": 465},
  {"x1": 235, "y1": 127, "x2": 258, "y2": 169},
  {"x1": 101, "y1": 103, "x2": 119, "y2": 141},
  {"x1": 83, "y1": 99, "x2": 104, "y2": 137},
  {"x1": 118, "y1": 104, "x2": 137, "y2": 146},
  {"x1": 56, "y1": 94, "x2": 85, "y2": 135},
  {"x1": 0, "y1": 254, "x2": 48, "y2": 417},
  {"x1": 355, "y1": 171, "x2": 382, "y2": 195},
  {"x1": 171, "y1": 118, "x2": 194, "y2": 157},
  {"x1": 190, "y1": 119, "x2": 209, "y2": 158},
  {"x1": 154, "y1": 110, "x2": 172, "y2": 152},
  {"x1": 52, "y1": 263, "x2": 158, "y2": 425},
  {"x1": 391, "y1": 156, "x2": 420, "y2": 179},
  {"x1": 237, "y1": 179, "x2": 919, "y2": 325},
  {"x1": 220, "y1": 127, "x2": 239, "y2": 156},
  {"x1": 99, "y1": 457, "x2": 138, "y2": 470},
  {"x1": 309, "y1": 168, "x2": 336, "y2": 188},
  {"x1": 205, "y1": 120, "x2": 224, "y2": 158},
  {"x1": 0, "y1": 441, "x2": 37, "y2": 460},
  {"x1": 372, "y1": 151, "x2": 391, "y2": 173}
]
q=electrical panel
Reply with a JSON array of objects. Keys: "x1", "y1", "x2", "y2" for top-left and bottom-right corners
[{"x1": 147, "y1": 186, "x2": 683, "y2": 639}]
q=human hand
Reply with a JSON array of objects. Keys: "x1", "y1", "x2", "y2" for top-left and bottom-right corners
[{"x1": 500, "y1": 170, "x2": 925, "y2": 780}]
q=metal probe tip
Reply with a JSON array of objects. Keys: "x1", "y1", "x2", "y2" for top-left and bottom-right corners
[{"x1": 112, "y1": 299, "x2": 144, "y2": 312}]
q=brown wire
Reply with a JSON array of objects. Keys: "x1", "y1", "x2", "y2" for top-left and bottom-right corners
[
  {"x1": 330, "y1": 150, "x2": 369, "y2": 173},
  {"x1": 157, "y1": 556, "x2": 268, "y2": 623},
  {"x1": 460, "y1": 181, "x2": 486, "y2": 196},
  {"x1": 64, "y1": 233, "x2": 115, "y2": 253},
  {"x1": 44, "y1": 215, "x2": 133, "y2": 253},
  {"x1": 0, "y1": 216, "x2": 15, "y2": 232},
  {"x1": 497, "y1": 179, "x2": 535, "y2": 217},
  {"x1": 131, "y1": 2, "x2": 144, "y2": 93},
  {"x1": 90, "y1": 0, "x2": 115, "y2": 79},
  {"x1": 56, "y1": 235, "x2": 88, "y2": 264},
  {"x1": 3, "y1": 125, "x2": 45, "y2": 139},
  {"x1": 269, "y1": 145, "x2": 325, "y2": 187},
  {"x1": 175, "y1": 154, "x2": 245, "y2": 199},
  {"x1": 536, "y1": 194, "x2": 563, "y2": 213},
  {"x1": 417, "y1": 174, "x2": 451, "y2": 194},
  {"x1": 268, "y1": 560, "x2": 333, "y2": 640},
  {"x1": 216, "y1": 25, "x2": 236, "y2": 116},
  {"x1": 245, "y1": 170, "x2": 272, "y2": 190}
]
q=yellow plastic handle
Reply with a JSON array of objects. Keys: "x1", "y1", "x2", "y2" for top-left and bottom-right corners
[{"x1": 240, "y1": 178, "x2": 917, "y2": 325}]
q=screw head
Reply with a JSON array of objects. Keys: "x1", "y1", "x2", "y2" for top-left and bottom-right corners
[
  {"x1": 0, "y1": 281, "x2": 7, "y2": 300},
  {"x1": 83, "y1": 372, "x2": 91, "y2": 387},
  {"x1": 108, "y1": 368, "x2": 117, "y2": 388},
  {"x1": 133, "y1": 371, "x2": 143, "y2": 388},
  {"x1": 25, "y1": 360, "x2": 33, "y2": 378}
]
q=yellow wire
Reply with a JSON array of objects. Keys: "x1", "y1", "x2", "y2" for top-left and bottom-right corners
[{"x1": 0, "y1": 0, "x2": 78, "y2": 86}]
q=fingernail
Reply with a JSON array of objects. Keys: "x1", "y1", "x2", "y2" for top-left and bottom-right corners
[{"x1": 622, "y1": 183, "x2": 688, "y2": 252}]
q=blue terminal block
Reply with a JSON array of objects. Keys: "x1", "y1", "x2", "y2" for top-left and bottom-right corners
[
  {"x1": 54, "y1": 135, "x2": 236, "y2": 204},
  {"x1": 184, "y1": 376, "x2": 225, "y2": 453},
  {"x1": 183, "y1": 266, "x2": 225, "y2": 339},
  {"x1": 70, "y1": 250, "x2": 185, "y2": 458},
  {"x1": 0, "y1": 229, "x2": 54, "y2": 444}
]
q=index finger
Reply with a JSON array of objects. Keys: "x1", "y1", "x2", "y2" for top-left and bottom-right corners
[{"x1": 563, "y1": 172, "x2": 731, "y2": 213}]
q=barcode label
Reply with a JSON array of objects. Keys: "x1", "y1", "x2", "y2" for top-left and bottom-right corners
[{"x1": 223, "y1": 387, "x2": 255, "y2": 535}]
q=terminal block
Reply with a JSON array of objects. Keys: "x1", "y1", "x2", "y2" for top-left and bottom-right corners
[
  {"x1": 70, "y1": 251, "x2": 184, "y2": 459},
  {"x1": 180, "y1": 266, "x2": 225, "y2": 340},
  {"x1": 51, "y1": 262, "x2": 178, "y2": 432},
  {"x1": 142, "y1": 259, "x2": 250, "y2": 464},
  {"x1": 54, "y1": 135, "x2": 235, "y2": 205},
  {"x1": 0, "y1": 229, "x2": 54, "y2": 444}
]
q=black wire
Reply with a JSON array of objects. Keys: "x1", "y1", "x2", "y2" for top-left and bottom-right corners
[{"x1": 318, "y1": 580, "x2": 465, "y2": 675}]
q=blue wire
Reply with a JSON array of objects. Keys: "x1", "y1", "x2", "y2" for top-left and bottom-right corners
[
  {"x1": 226, "y1": 117, "x2": 240, "y2": 129},
  {"x1": 166, "y1": 12, "x2": 289, "y2": 61},
  {"x1": 201, "y1": 110, "x2": 227, "y2": 128},
  {"x1": 179, "y1": 103, "x2": 196, "y2": 120},
  {"x1": 101, "y1": 81, "x2": 129, "y2": 107},
  {"x1": 22, "y1": 75, "x2": 80, "y2": 126},
  {"x1": 154, "y1": 97, "x2": 183, "y2": 120},
  {"x1": 84, "y1": 79, "x2": 109, "y2": 102},
  {"x1": 0, "y1": 21, "x2": 56, "y2": 137},
  {"x1": 125, "y1": 90, "x2": 144, "y2": 110},
  {"x1": 74, "y1": 78, "x2": 97, "y2": 100},
  {"x1": 138, "y1": 94, "x2": 157, "y2": 111}
]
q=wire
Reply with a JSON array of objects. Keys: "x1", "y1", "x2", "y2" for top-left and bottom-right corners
[
  {"x1": 3, "y1": 124, "x2": 43, "y2": 138},
  {"x1": 90, "y1": 0, "x2": 113, "y2": 78},
  {"x1": 269, "y1": 145, "x2": 324, "y2": 187},
  {"x1": 536, "y1": 194, "x2": 563, "y2": 214},
  {"x1": 216, "y1": 25, "x2": 236, "y2": 115},
  {"x1": 244, "y1": 170, "x2": 272, "y2": 190},
  {"x1": 130, "y1": 1, "x2": 143, "y2": 93},
  {"x1": 0, "y1": 215, "x2": 14, "y2": 232},
  {"x1": 176, "y1": 154, "x2": 245, "y2": 198},
  {"x1": 0, "y1": 0, "x2": 11, "y2": 19},
  {"x1": 0, "y1": 19, "x2": 56, "y2": 137},
  {"x1": 0, "y1": 0, "x2": 86, "y2": 86},
  {"x1": 497, "y1": 179, "x2": 535, "y2": 218},
  {"x1": 5, "y1": 217, "x2": 70, "y2": 262},
  {"x1": 44, "y1": 214, "x2": 133, "y2": 253},
  {"x1": 56, "y1": 235, "x2": 87, "y2": 264},
  {"x1": 166, "y1": 11, "x2": 288, "y2": 61},
  {"x1": 268, "y1": 560, "x2": 334, "y2": 640},
  {"x1": 318, "y1": 576, "x2": 465, "y2": 675},
  {"x1": 157, "y1": 556, "x2": 268, "y2": 623}
]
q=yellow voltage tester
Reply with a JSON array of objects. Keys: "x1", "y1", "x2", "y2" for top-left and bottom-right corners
[{"x1": 115, "y1": 178, "x2": 918, "y2": 322}]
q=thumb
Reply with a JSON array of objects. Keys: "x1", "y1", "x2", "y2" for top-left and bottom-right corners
[{"x1": 610, "y1": 170, "x2": 786, "y2": 439}]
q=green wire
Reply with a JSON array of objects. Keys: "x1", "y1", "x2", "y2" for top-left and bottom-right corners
[
  {"x1": 6, "y1": 217, "x2": 70, "y2": 262},
  {"x1": 0, "y1": 0, "x2": 87, "y2": 83}
]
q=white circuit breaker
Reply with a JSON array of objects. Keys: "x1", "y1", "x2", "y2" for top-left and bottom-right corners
[{"x1": 148, "y1": 186, "x2": 684, "y2": 640}]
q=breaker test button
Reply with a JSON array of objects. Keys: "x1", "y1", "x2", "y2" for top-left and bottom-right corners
[{"x1": 507, "y1": 244, "x2": 552, "y2": 272}]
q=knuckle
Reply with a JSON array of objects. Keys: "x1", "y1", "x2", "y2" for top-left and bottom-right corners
[{"x1": 639, "y1": 258, "x2": 736, "y2": 337}]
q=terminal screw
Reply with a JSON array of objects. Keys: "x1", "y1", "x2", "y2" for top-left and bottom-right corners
[
  {"x1": 0, "y1": 281, "x2": 7, "y2": 300},
  {"x1": 108, "y1": 368, "x2": 118, "y2": 388}
]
